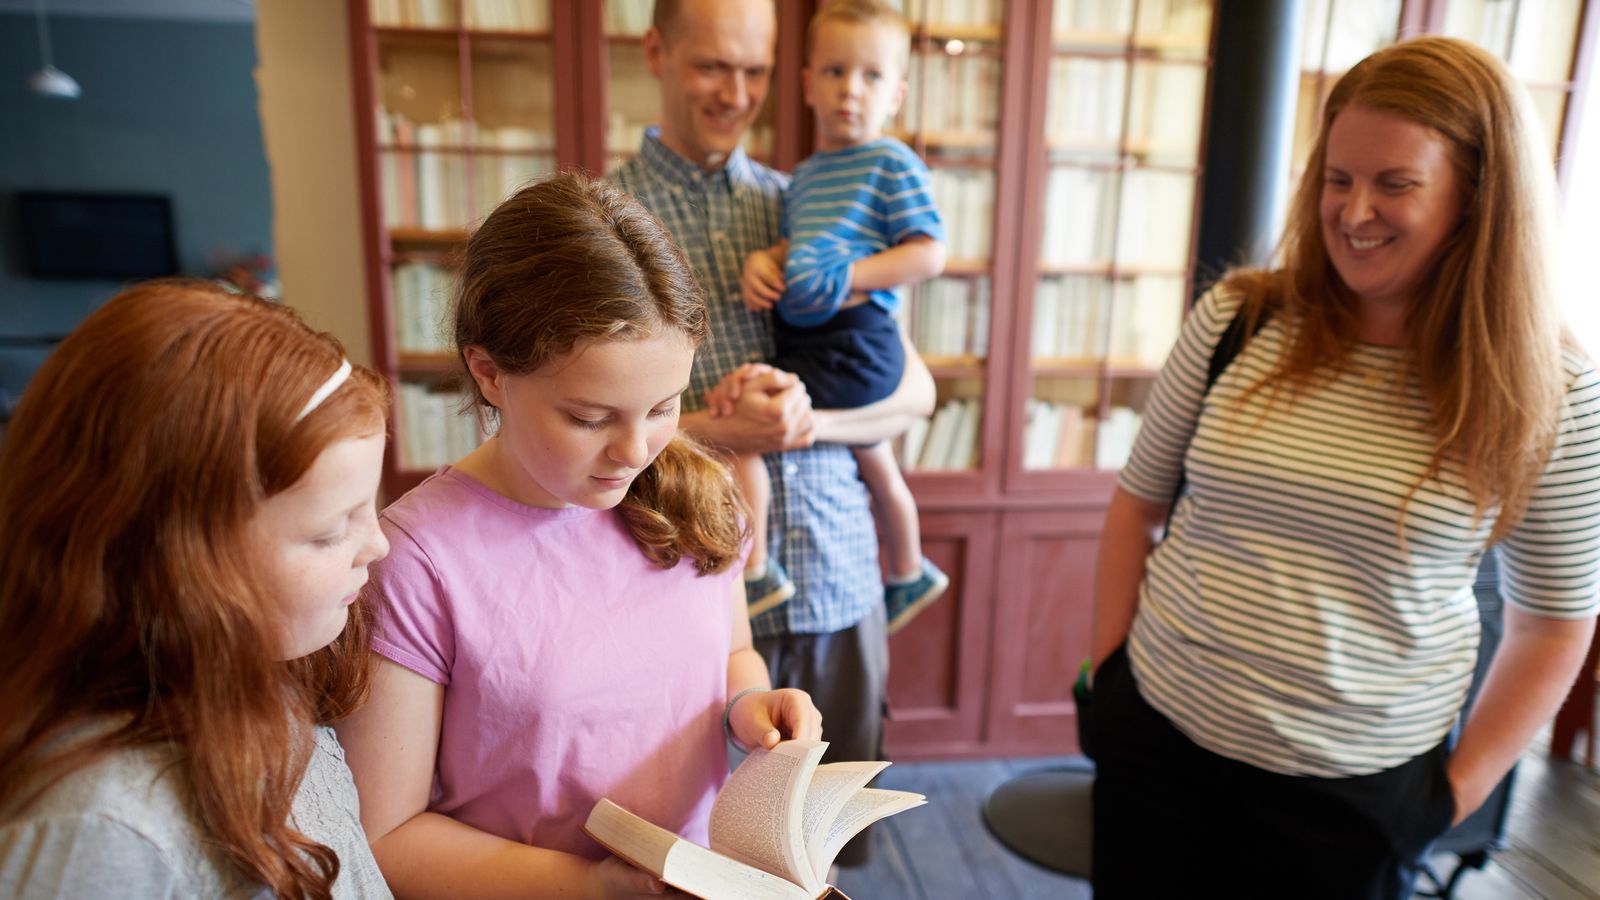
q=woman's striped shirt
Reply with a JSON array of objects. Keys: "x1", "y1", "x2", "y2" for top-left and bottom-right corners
[{"x1": 1118, "y1": 288, "x2": 1600, "y2": 777}]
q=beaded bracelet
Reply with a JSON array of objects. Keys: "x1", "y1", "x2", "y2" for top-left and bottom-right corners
[{"x1": 722, "y1": 687, "x2": 766, "y2": 748}]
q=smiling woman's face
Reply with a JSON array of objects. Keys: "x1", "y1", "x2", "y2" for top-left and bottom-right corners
[{"x1": 1320, "y1": 103, "x2": 1466, "y2": 311}]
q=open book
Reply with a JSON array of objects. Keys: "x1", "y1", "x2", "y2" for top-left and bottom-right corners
[{"x1": 583, "y1": 740, "x2": 926, "y2": 900}]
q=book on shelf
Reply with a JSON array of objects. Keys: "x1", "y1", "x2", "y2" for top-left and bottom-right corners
[
  {"x1": 1054, "y1": 405, "x2": 1087, "y2": 468},
  {"x1": 914, "y1": 399, "x2": 959, "y2": 471},
  {"x1": 1046, "y1": 56, "x2": 1126, "y2": 155},
  {"x1": 606, "y1": 0, "x2": 654, "y2": 36},
  {"x1": 899, "y1": 415, "x2": 931, "y2": 471},
  {"x1": 946, "y1": 396, "x2": 981, "y2": 470},
  {"x1": 464, "y1": 0, "x2": 550, "y2": 32},
  {"x1": 908, "y1": 398, "x2": 980, "y2": 472},
  {"x1": 905, "y1": 276, "x2": 988, "y2": 360},
  {"x1": 398, "y1": 383, "x2": 482, "y2": 471},
  {"x1": 1041, "y1": 167, "x2": 1116, "y2": 266},
  {"x1": 900, "y1": 53, "x2": 1000, "y2": 139},
  {"x1": 392, "y1": 262, "x2": 455, "y2": 353},
  {"x1": 1024, "y1": 401, "x2": 1097, "y2": 470},
  {"x1": 370, "y1": 0, "x2": 457, "y2": 29},
  {"x1": 583, "y1": 740, "x2": 924, "y2": 900},
  {"x1": 1108, "y1": 276, "x2": 1183, "y2": 368},
  {"x1": 1094, "y1": 406, "x2": 1142, "y2": 469},
  {"x1": 378, "y1": 111, "x2": 555, "y2": 231},
  {"x1": 1052, "y1": 0, "x2": 1136, "y2": 37},
  {"x1": 899, "y1": 0, "x2": 1005, "y2": 30},
  {"x1": 1127, "y1": 61, "x2": 1205, "y2": 164},
  {"x1": 928, "y1": 170, "x2": 994, "y2": 263}
]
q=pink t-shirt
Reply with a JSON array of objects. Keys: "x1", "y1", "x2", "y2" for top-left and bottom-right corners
[{"x1": 367, "y1": 467, "x2": 734, "y2": 857}]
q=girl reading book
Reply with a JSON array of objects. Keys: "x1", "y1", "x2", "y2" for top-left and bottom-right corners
[
  {"x1": 337, "y1": 173, "x2": 824, "y2": 898},
  {"x1": 0, "y1": 280, "x2": 392, "y2": 899}
]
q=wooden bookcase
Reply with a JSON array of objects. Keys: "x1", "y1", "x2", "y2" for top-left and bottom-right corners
[{"x1": 347, "y1": 0, "x2": 1598, "y2": 760}]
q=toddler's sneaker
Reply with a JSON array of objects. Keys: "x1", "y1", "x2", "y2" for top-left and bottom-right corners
[
  {"x1": 745, "y1": 558, "x2": 795, "y2": 618},
  {"x1": 885, "y1": 557, "x2": 949, "y2": 635}
]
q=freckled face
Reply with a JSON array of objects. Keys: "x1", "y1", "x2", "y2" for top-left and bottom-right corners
[{"x1": 253, "y1": 433, "x2": 389, "y2": 660}]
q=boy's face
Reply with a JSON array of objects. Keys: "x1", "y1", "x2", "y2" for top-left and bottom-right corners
[{"x1": 804, "y1": 19, "x2": 907, "y2": 152}]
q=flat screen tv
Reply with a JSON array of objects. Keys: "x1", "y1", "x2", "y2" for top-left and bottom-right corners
[{"x1": 16, "y1": 192, "x2": 179, "y2": 280}]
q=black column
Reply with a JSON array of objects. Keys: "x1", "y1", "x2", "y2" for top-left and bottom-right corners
[{"x1": 1193, "y1": 0, "x2": 1305, "y2": 296}]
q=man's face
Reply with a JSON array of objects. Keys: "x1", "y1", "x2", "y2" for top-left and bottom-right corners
[{"x1": 644, "y1": 0, "x2": 776, "y2": 170}]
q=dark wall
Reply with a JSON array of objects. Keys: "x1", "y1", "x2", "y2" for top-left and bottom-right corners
[{"x1": 0, "y1": 12, "x2": 270, "y2": 409}]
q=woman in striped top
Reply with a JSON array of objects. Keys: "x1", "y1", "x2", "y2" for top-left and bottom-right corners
[{"x1": 1086, "y1": 37, "x2": 1600, "y2": 898}]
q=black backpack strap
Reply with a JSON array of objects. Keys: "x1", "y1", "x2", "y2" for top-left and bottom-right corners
[{"x1": 1164, "y1": 307, "x2": 1265, "y2": 532}]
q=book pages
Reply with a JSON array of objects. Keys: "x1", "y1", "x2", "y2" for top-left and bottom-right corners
[
  {"x1": 709, "y1": 741, "x2": 827, "y2": 894},
  {"x1": 815, "y1": 788, "x2": 927, "y2": 876},
  {"x1": 801, "y1": 762, "x2": 889, "y2": 885},
  {"x1": 583, "y1": 799, "x2": 809, "y2": 900}
]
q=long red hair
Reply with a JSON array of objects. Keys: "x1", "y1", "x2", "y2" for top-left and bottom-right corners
[
  {"x1": 1224, "y1": 37, "x2": 1567, "y2": 541},
  {"x1": 0, "y1": 279, "x2": 388, "y2": 899}
]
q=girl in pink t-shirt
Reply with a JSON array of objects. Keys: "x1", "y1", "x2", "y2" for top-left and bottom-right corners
[{"x1": 336, "y1": 174, "x2": 824, "y2": 897}]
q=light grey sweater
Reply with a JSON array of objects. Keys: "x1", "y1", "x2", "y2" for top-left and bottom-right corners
[{"x1": 0, "y1": 724, "x2": 391, "y2": 899}]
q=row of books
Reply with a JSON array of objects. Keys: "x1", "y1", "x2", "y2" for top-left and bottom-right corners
[
  {"x1": 1031, "y1": 274, "x2": 1184, "y2": 367},
  {"x1": 398, "y1": 383, "x2": 483, "y2": 471},
  {"x1": 393, "y1": 262, "x2": 456, "y2": 353},
  {"x1": 1022, "y1": 401, "x2": 1142, "y2": 470},
  {"x1": 370, "y1": 0, "x2": 551, "y2": 31},
  {"x1": 1052, "y1": 0, "x2": 1137, "y2": 37},
  {"x1": 1124, "y1": 62, "x2": 1207, "y2": 163},
  {"x1": 899, "y1": 277, "x2": 992, "y2": 359},
  {"x1": 900, "y1": 398, "x2": 982, "y2": 472},
  {"x1": 1046, "y1": 57, "x2": 1127, "y2": 153},
  {"x1": 893, "y1": 0, "x2": 1004, "y2": 29},
  {"x1": 376, "y1": 114, "x2": 556, "y2": 230},
  {"x1": 382, "y1": 151, "x2": 552, "y2": 231},
  {"x1": 928, "y1": 168, "x2": 995, "y2": 263},
  {"x1": 898, "y1": 54, "x2": 1001, "y2": 138},
  {"x1": 1039, "y1": 167, "x2": 1195, "y2": 269},
  {"x1": 606, "y1": 0, "x2": 653, "y2": 36},
  {"x1": 1298, "y1": 0, "x2": 1395, "y2": 72},
  {"x1": 375, "y1": 111, "x2": 557, "y2": 153},
  {"x1": 1046, "y1": 58, "x2": 1206, "y2": 162},
  {"x1": 1051, "y1": 0, "x2": 1212, "y2": 46}
]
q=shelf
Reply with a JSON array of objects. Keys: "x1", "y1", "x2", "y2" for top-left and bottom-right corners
[
  {"x1": 1035, "y1": 263, "x2": 1187, "y2": 278},
  {"x1": 1031, "y1": 358, "x2": 1161, "y2": 378},
  {"x1": 389, "y1": 227, "x2": 471, "y2": 244},
  {"x1": 381, "y1": 142, "x2": 555, "y2": 155},
  {"x1": 942, "y1": 259, "x2": 990, "y2": 277},
  {"x1": 373, "y1": 25, "x2": 553, "y2": 40},
  {"x1": 922, "y1": 354, "x2": 986, "y2": 377},
  {"x1": 398, "y1": 352, "x2": 459, "y2": 373},
  {"x1": 373, "y1": 25, "x2": 462, "y2": 39},
  {"x1": 1051, "y1": 32, "x2": 1211, "y2": 59},
  {"x1": 917, "y1": 23, "x2": 1004, "y2": 43},
  {"x1": 1045, "y1": 156, "x2": 1202, "y2": 174},
  {"x1": 893, "y1": 129, "x2": 997, "y2": 151}
]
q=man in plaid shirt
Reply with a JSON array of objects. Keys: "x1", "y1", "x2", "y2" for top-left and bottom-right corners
[{"x1": 609, "y1": 0, "x2": 934, "y2": 867}]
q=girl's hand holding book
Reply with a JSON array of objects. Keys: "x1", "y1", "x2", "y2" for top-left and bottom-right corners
[{"x1": 729, "y1": 688, "x2": 823, "y2": 751}]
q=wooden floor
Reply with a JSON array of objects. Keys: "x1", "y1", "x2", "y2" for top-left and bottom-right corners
[{"x1": 836, "y1": 710, "x2": 1600, "y2": 899}]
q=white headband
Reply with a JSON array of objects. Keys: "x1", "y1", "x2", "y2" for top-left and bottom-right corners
[{"x1": 295, "y1": 359, "x2": 352, "y2": 422}]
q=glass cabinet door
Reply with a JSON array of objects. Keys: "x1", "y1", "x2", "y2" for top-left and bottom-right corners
[
  {"x1": 1025, "y1": 0, "x2": 1213, "y2": 472},
  {"x1": 369, "y1": 1, "x2": 560, "y2": 478},
  {"x1": 1442, "y1": 0, "x2": 1586, "y2": 158},
  {"x1": 1291, "y1": 0, "x2": 1402, "y2": 191},
  {"x1": 892, "y1": 0, "x2": 1006, "y2": 475}
]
